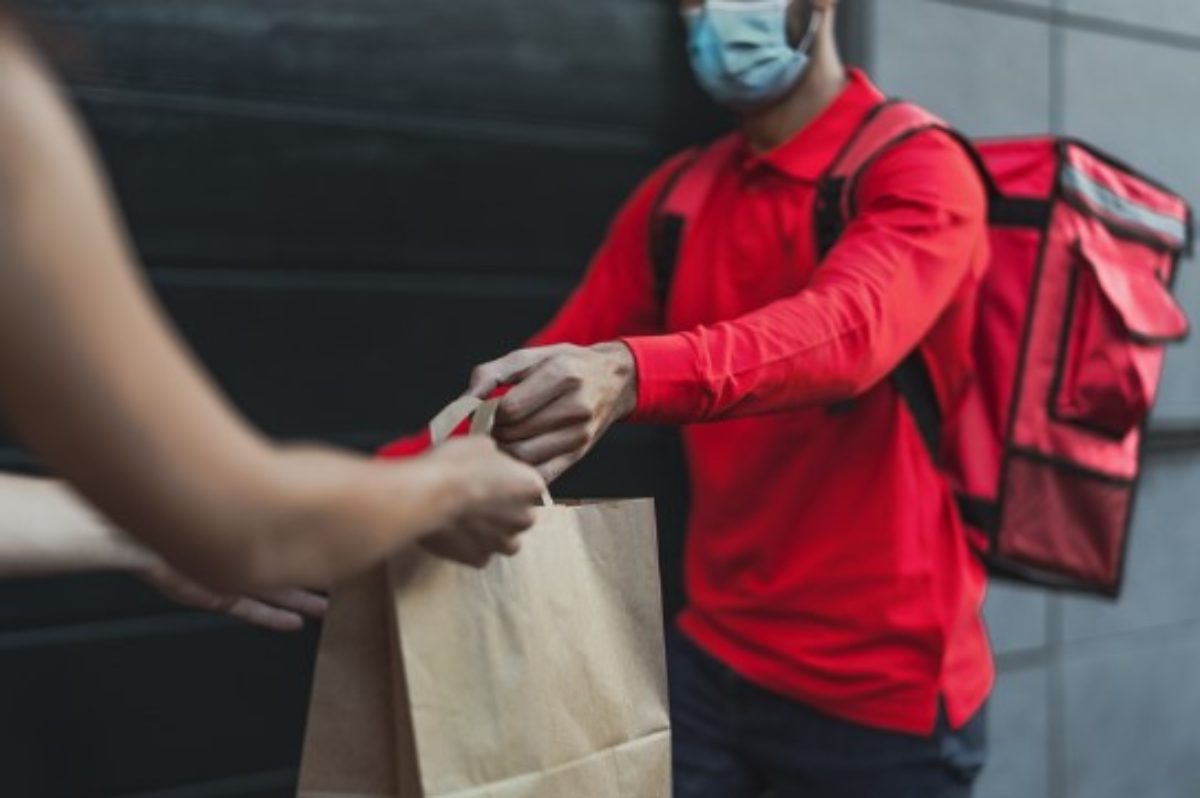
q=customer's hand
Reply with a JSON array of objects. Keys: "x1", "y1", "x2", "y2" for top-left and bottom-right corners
[
  {"x1": 468, "y1": 342, "x2": 638, "y2": 483},
  {"x1": 420, "y1": 437, "x2": 545, "y2": 568},
  {"x1": 141, "y1": 561, "x2": 329, "y2": 632}
]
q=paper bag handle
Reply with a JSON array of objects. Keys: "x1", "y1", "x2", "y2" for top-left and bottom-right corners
[
  {"x1": 427, "y1": 396, "x2": 553, "y2": 507},
  {"x1": 429, "y1": 395, "x2": 485, "y2": 446}
]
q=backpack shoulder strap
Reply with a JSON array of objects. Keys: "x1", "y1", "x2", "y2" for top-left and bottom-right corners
[
  {"x1": 816, "y1": 100, "x2": 951, "y2": 258},
  {"x1": 652, "y1": 105, "x2": 953, "y2": 304},
  {"x1": 649, "y1": 134, "x2": 741, "y2": 307},
  {"x1": 817, "y1": 100, "x2": 955, "y2": 465},
  {"x1": 828, "y1": 100, "x2": 949, "y2": 181}
]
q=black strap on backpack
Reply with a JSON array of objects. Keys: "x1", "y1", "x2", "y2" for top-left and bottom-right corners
[
  {"x1": 813, "y1": 101, "x2": 951, "y2": 464},
  {"x1": 648, "y1": 135, "x2": 742, "y2": 311},
  {"x1": 649, "y1": 157, "x2": 697, "y2": 308}
]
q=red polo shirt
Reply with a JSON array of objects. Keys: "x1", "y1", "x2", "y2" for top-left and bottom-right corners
[{"x1": 532, "y1": 70, "x2": 992, "y2": 735}]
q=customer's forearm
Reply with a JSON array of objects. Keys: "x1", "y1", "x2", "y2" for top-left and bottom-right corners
[
  {"x1": 0, "y1": 33, "x2": 465, "y2": 594},
  {"x1": 215, "y1": 445, "x2": 462, "y2": 591},
  {"x1": 0, "y1": 474, "x2": 155, "y2": 577},
  {"x1": 0, "y1": 455, "x2": 461, "y2": 590}
]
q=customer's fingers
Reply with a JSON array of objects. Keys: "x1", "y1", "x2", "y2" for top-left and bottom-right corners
[
  {"x1": 223, "y1": 598, "x2": 305, "y2": 632},
  {"x1": 145, "y1": 564, "x2": 317, "y2": 631},
  {"x1": 481, "y1": 502, "x2": 539, "y2": 536},
  {"x1": 258, "y1": 588, "x2": 329, "y2": 619},
  {"x1": 423, "y1": 533, "x2": 492, "y2": 569},
  {"x1": 536, "y1": 452, "x2": 580, "y2": 485}
]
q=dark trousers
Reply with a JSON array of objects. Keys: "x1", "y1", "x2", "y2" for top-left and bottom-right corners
[{"x1": 668, "y1": 630, "x2": 988, "y2": 798}]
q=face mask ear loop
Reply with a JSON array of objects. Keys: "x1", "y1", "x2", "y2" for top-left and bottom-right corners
[{"x1": 794, "y1": 8, "x2": 823, "y2": 54}]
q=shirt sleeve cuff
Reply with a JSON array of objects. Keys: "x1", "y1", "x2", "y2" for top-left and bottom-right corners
[{"x1": 621, "y1": 334, "x2": 704, "y2": 424}]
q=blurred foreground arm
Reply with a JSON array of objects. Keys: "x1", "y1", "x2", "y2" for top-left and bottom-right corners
[
  {"x1": 0, "y1": 472, "x2": 330, "y2": 631},
  {"x1": 0, "y1": 28, "x2": 543, "y2": 591}
]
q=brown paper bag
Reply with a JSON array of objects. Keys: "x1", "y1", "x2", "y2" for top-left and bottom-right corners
[{"x1": 298, "y1": 398, "x2": 671, "y2": 798}]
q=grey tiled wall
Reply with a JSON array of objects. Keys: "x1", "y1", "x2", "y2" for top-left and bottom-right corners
[{"x1": 865, "y1": 2, "x2": 1200, "y2": 796}]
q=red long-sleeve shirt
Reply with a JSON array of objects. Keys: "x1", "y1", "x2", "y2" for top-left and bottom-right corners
[{"x1": 530, "y1": 70, "x2": 993, "y2": 735}]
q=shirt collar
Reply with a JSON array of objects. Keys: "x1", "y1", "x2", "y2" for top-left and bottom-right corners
[{"x1": 739, "y1": 69, "x2": 886, "y2": 183}]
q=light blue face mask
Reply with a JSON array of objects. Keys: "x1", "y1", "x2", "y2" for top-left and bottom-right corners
[{"x1": 683, "y1": 0, "x2": 823, "y2": 110}]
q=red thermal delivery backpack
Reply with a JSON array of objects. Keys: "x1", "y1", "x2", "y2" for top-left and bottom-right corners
[{"x1": 651, "y1": 100, "x2": 1194, "y2": 597}]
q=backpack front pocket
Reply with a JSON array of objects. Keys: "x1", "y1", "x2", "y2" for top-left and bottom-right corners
[{"x1": 1051, "y1": 240, "x2": 1189, "y2": 439}]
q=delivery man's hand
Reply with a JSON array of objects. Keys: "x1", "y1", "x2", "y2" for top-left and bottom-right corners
[
  {"x1": 468, "y1": 343, "x2": 638, "y2": 483},
  {"x1": 419, "y1": 437, "x2": 546, "y2": 568}
]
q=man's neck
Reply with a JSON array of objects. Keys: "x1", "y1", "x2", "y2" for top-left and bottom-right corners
[{"x1": 740, "y1": 39, "x2": 849, "y2": 154}]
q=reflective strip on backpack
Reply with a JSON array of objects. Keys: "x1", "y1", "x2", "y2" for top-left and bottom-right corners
[{"x1": 1063, "y1": 165, "x2": 1190, "y2": 248}]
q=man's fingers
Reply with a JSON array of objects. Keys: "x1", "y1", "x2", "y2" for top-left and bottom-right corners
[
  {"x1": 469, "y1": 347, "x2": 563, "y2": 398},
  {"x1": 496, "y1": 359, "x2": 580, "y2": 427},
  {"x1": 493, "y1": 393, "x2": 590, "y2": 443},
  {"x1": 501, "y1": 425, "x2": 589, "y2": 468}
]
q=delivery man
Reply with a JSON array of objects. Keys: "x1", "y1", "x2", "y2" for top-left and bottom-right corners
[{"x1": 465, "y1": 0, "x2": 991, "y2": 795}]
